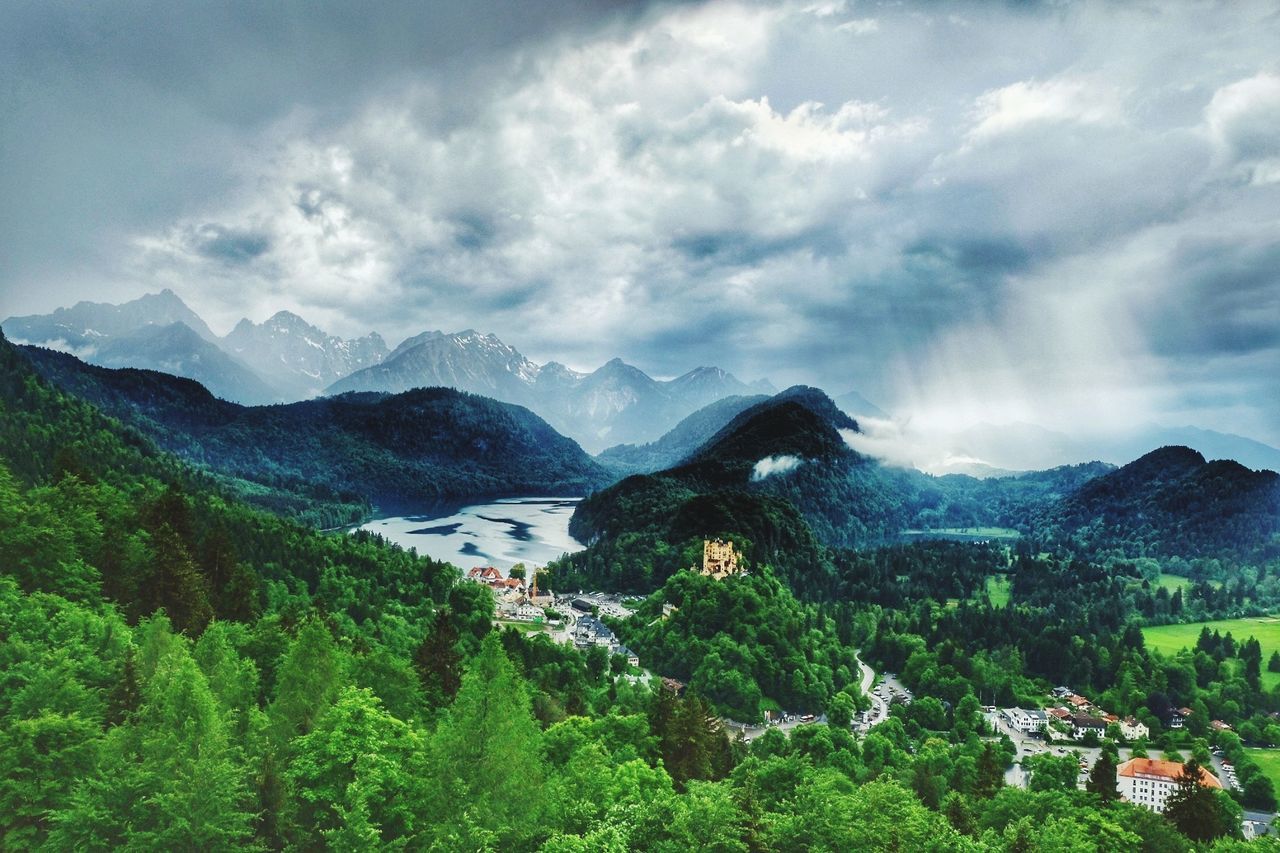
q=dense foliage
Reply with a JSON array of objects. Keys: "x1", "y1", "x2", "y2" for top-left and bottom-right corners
[{"x1": 617, "y1": 570, "x2": 862, "y2": 721}]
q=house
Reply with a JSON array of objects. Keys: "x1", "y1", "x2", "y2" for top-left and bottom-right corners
[
  {"x1": 1051, "y1": 686, "x2": 1073, "y2": 699},
  {"x1": 573, "y1": 615, "x2": 618, "y2": 650},
  {"x1": 616, "y1": 645, "x2": 640, "y2": 667},
  {"x1": 1001, "y1": 708, "x2": 1049, "y2": 733},
  {"x1": 1120, "y1": 716, "x2": 1150, "y2": 741},
  {"x1": 1170, "y1": 707, "x2": 1193, "y2": 729},
  {"x1": 661, "y1": 677, "x2": 686, "y2": 695},
  {"x1": 1211, "y1": 719, "x2": 1234, "y2": 733},
  {"x1": 571, "y1": 598, "x2": 595, "y2": 614},
  {"x1": 1118, "y1": 758, "x2": 1221, "y2": 813},
  {"x1": 514, "y1": 603, "x2": 542, "y2": 622},
  {"x1": 1047, "y1": 707, "x2": 1072, "y2": 721},
  {"x1": 467, "y1": 566, "x2": 503, "y2": 583},
  {"x1": 1071, "y1": 715, "x2": 1107, "y2": 739},
  {"x1": 1067, "y1": 694, "x2": 1091, "y2": 710}
]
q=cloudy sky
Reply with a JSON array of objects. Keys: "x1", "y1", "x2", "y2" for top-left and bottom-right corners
[{"x1": 2, "y1": 0, "x2": 1278, "y2": 447}]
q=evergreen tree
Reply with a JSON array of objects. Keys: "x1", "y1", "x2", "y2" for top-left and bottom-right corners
[
  {"x1": 268, "y1": 618, "x2": 345, "y2": 745},
  {"x1": 47, "y1": 645, "x2": 255, "y2": 850},
  {"x1": 1163, "y1": 759, "x2": 1232, "y2": 842},
  {"x1": 150, "y1": 522, "x2": 213, "y2": 634},
  {"x1": 428, "y1": 632, "x2": 545, "y2": 846},
  {"x1": 975, "y1": 742, "x2": 1004, "y2": 798},
  {"x1": 414, "y1": 607, "x2": 462, "y2": 706},
  {"x1": 1086, "y1": 750, "x2": 1119, "y2": 801}
]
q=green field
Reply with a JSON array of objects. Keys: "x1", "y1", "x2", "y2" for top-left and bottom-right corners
[
  {"x1": 496, "y1": 620, "x2": 545, "y2": 634},
  {"x1": 985, "y1": 575, "x2": 1012, "y2": 608},
  {"x1": 1143, "y1": 617, "x2": 1280, "y2": 690},
  {"x1": 1246, "y1": 748, "x2": 1280, "y2": 795},
  {"x1": 1152, "y1": 572, "x2": 1221, "y2": 592},
  {"x1": 1155, "y1": 573, "x2": 1194, "y2": 593}
]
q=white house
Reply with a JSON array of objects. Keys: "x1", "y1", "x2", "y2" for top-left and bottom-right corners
[
  {"x1": 1120, "y1": 716, "x2": 1149, "y2": 741},
  {"x1": 1002, "y1": 708, "x2": 1049, "y2": 733},
  {"x1": 1070, "y1": 715, "x2": 1107, "y2": 740},
  {"x1": 1118, "y1": 758, "x2": 1221, "y2": 813}
]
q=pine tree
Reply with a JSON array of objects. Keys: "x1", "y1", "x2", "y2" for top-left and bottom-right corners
[
  {"x1": 975, "y1": 742, "x2": 1004, "y2": 799},
  {"x1": 414, "y1": 607, "x2": 462, "y2": 706},
  {"x1": 269, "y1": 618, "x2": 345, "y2": 745},
  {"x1": 285, "y1": 686, "x2": 425, "y2": 847},
  {"x1": 1163, "y1": 759, "x2": 1230, "y2": 842},
  {"x1": 150, "y1": 522, "x2": 212, "y2": 634},
  {"x1": 1086, "y1": 750, "x2": 1119, "y2": 801},
  {"x1": 48, "y1": 644, "x2": 256, "y2": 849},
  {"x1": 428, "y1": 632, "x2": 545, "y2": 846}
]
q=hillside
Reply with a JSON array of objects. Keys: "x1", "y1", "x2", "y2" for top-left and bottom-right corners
[
  {"x1": 596, "y1": 393, "x2": 770, "y2": 475},
  {"x1": 1031, "y1": 445, "x2": 1280, "y2": 566},
  {"x1": 20, "y1": 345, "x2": 613, "y2": 522}
]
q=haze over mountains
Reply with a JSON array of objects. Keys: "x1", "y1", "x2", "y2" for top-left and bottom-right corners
[{"x1": 3, "y1": 290, "x2": 775, "y2": 453}]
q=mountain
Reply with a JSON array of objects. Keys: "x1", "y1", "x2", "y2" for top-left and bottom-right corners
[
  {"x1": 596, "y1": 394, "x2": 771, "y2": 475},
  {"x1": 1030, "y1": 445, "x2": 1280, "y2": 564},
  {"x1": 1, "y1": 290, "x2": 284, "y2": 405},
  {"x1": 2, "y1": 288, "x2": 218, "y2": 352},
  {"x1": 835, "y1": 389, "x2": 888, "y2": 421},
  {"x1": 936, "y1": 421, "x2": 1280, "y2": 474},
  {"x1": 331, "y1": 329, "x2": 540, "y2": 400},
  {"x1": 19, "y1": 344, "x2": 613, "y2": 520},
  {"x1": 92, "y1": 322, "x2": 280, "y2": 405},
  {"x1": 328, "y1": 331, "x2": 770, "y2": 452},
  {"x1": 222, "y1": 310, "x2": 388, "y2": 399}
]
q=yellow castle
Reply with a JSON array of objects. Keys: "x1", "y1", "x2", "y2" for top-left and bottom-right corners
[{"x1": 699, "y1": 538, "x2": 743, "y2": 580}]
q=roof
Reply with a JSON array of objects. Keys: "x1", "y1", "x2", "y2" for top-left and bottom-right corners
[
  {"x1": 1072, "y1": 715, "x2": 1106, "y2": 727},
  {"x1": 1118, "y1": 758, "x2": 1222, "y2": 788}
]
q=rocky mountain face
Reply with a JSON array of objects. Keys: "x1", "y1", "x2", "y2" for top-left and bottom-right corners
[
  {"x1": 91, "y1": 322, "x2": 280, "y2": 404},
  {"x1": 329, "y1": 338, "x2": 772, "y2": 453},
  {"x1": 222, "y1": 310, "x2": 388, "y2": 399},
  {"x1": 2, "y1": 288, "x2": 218, "y2": 353}
]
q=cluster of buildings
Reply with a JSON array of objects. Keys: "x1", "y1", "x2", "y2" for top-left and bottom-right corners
[
  {"x1": 1045, "y1": 686, "x2": 1150, "y2": 742},
  {"x1": 570, "y1": 612, "x2": 639, "y2": 666},
  {"x1": 466, "y1": 565, "x2": 553, "y2": 622}
]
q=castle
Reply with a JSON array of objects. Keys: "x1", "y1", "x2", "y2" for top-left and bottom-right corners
[{"x1": 699, "y1": 538, "x2": 743, "y2": 580}]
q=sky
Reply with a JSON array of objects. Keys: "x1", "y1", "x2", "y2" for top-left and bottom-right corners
[{"x1": 2, "y1": 0, "x2": 1278, "y2": 448}]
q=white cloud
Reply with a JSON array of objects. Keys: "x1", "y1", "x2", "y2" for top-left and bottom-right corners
[
  {"x1": 1204, "y1": 72, "x2": 1280, "y2": 183},
  {"x1": 966, "y1": 77, "x2": 1125, "y2": 143},
  {"x1": 751, "y1": 454, "x2": 804, "y2": 480}
]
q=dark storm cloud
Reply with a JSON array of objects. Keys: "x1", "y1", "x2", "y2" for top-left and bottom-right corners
[
  {"x1": 2, "y1": 0, "x2": 1279, "y2": 446},
  {"x1": 1148, "y1": 236, "x2": 1280, "y2": 357},
  {"x1": 188, "y1": 224, "x2": 272, "y2": 265}
]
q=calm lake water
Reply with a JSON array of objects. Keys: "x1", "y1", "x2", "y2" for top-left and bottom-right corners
[{"x1": 358, "y1": 497, "x2": 584, "y2": 573}]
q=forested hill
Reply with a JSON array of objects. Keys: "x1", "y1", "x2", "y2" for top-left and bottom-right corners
[
  {"x1": 595, "y1": 392, "x2": 770, "y2": 475},
  {"x1": 19, "y1": 344, "x2": 612, "y2": 524},
  {"x1": 1030, "y1": 445, "x2": 1280, "y2": 565}
]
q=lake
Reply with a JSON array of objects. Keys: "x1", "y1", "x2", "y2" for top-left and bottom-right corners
[{"x1": 357, "y1": 497, "x2": 584, "y2": 574}]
